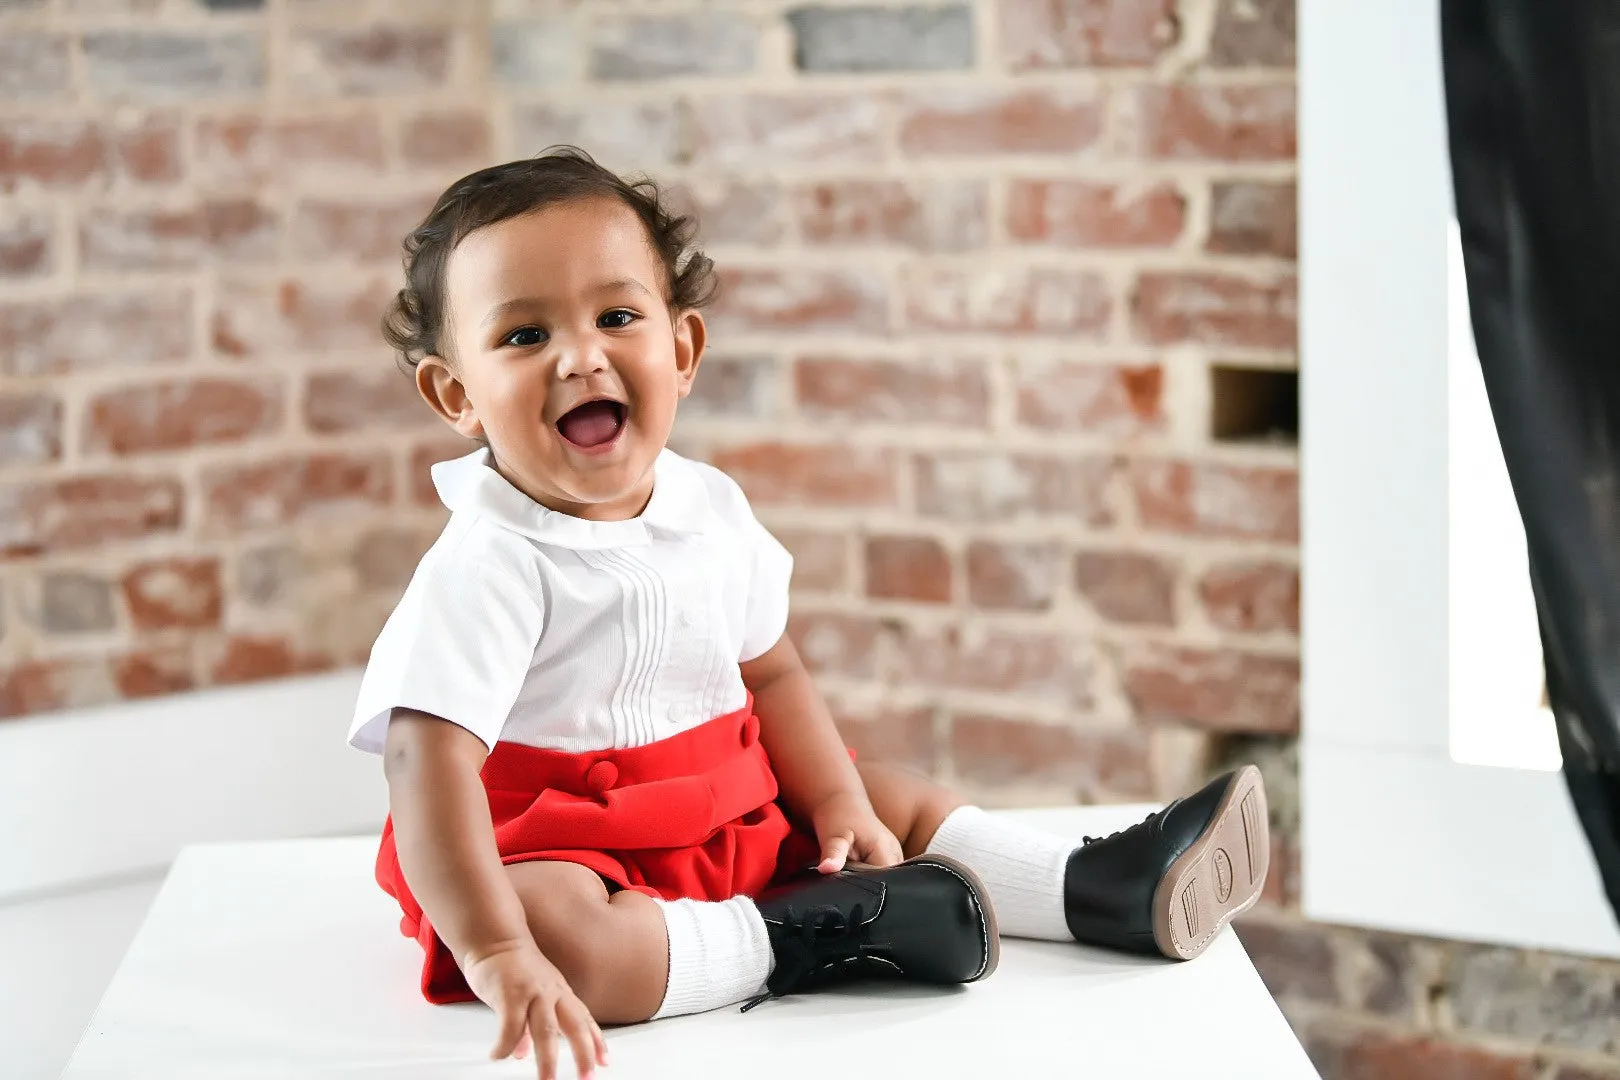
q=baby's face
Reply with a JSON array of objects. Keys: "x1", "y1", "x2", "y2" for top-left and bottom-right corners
[{"x1": 429, "y1": 197, "x2": 703, "y2": 519}]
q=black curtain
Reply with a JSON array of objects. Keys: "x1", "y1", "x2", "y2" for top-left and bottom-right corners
[{"x1": 1441, "y1": 0, "x2": 1620, "y2": 922}]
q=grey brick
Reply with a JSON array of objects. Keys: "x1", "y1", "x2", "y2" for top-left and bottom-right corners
[
  {"x1": 201, "y1": 0, "x2": 264, "y2": 9},
  {"x1": 680, "y1": 356, "x2": 781, "y2": 420},
  {"x1": 29, "y1": 572, "x2": 117, "y2": 635},
  {"x1": 491, "y1": 19, "x2": 576, "y2": 86},
  {"x1": 0, "y1": 33, "x2": 72, "y2": 101},
  {"x1": 84, "y1": 31, "x2": 265, "y2": 102},
  {"x1": 589, "y1": 13, "x2": 756, "y2": 80},
  {"x1": 789, "y1": 4, "x2": 973, "y2": 73},
  {"x1": 1449, "y1": 945, "x2": 1620, "y2": 1054},
  {"x1": 511, "y1": 100, "x2": 686, "y2": 172},
  {"x1": 1209, "y1": 0, "x2": 1295, "y2": 67}
]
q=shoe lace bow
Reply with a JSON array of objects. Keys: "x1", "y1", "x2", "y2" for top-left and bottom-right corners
[{"x1": 740, "y1": 902, "x2": 871, "y2": 1013}]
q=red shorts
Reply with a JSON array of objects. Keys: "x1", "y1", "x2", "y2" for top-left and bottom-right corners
[{"x1": 374, "y1": 699, "x2": 833, "y2": 1004}]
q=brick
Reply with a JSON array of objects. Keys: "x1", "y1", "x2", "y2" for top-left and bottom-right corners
[
  {"x1": 399, "y1": 109, "x2": 492, "y2": 169},
  {"x1": 409, "y1": 434, "x2": 475, "y2": 506},
  {"x1": 25, "y1": 572, "x2": 117, "y2": 634},
  {"x1": 1307, "y1": 1031, "x2": 1537, "y2": 1080},
  {"x1": 1120, "y1": 645, "x2": 1299, "y2": 733},
  {"x1": 1138, "y1": 84, "x2": 1296, "y2": 160},
  {"x1": 0, "y1": 119, "x2": 102, "y2": 191},
  {"x1": 304, "y1": 370, "x2": 428, "y2": 433},
  {"x1": 899, "y1": 88, "x2": 1104, "y2": 156},
  {"x1": 123, "y1": 557, "x2": 223, "y2": 631},
  {"x1": 0, "y1": 393, "x2": 62, "y2": 466},
  {"x1": 787, "y1": 611, "x2": 885, "y2": 678},
  {"x1": 512, "y1": 101, "x2": 684, "y2": 172},
  {"x1": 84, "y1": 31, "x2": 265, "y2": 101},
  {"x1": 289, "y1": 27, "x2": 451, "y2": 96},
  {"x1": 680, "y1": 355, "x2": 782, "y2": 420},
  {"x1": 0, "y1": 648, "x2": 193, "y2": 720},
  {"x1": 1209, "y1": 0, "x2": 1296, "y2": 68},
  {"x1": 212, "y1": 276, "x2": 393, "y2": 358},
  {"x1": 491, "y1": 18, "x2": 576, "y2": 86},
  {"x1": 788, "y1": 5, "x2": 974, "y2": 73},
  {"x1": 795, "y1": 356, "x2": 988, "y2": 426},
  {"x1": 691, "y1": 96, "x2": 887, "y2": 168},
  {"x1": 111, "y1": 113, "x2": 184, "y2": 185},
  {"x1": 0, "y1": 474, "x2": 184, "y2": 557},
  {"x1": 1133, "y1": 272, "x2": 1297, "y2": 348},
  {"x1": 290, "y1": 194, "x2": 429, "y2": 262},
  {"x1": 1014, "y1": 359, "x2": 1164, "y2": 436},
  {"x1": 917, "y1": 452, "x2": 1116, "y2": 524},
  {"x1": 710, "y1": 267, "x2": 889, "y2": 335},
  {"x1": 830, "y1": 703, "x2": 935, "y2": 774},
  {"x1": 1208, "y1": 180, "x2": 1296, "y2": 257},
  {"x1": 905, "y1": 266, "x2": 1111, "y2": 336},
  {"x1": 967, "y1": 541, "x2": 1061, "y2": 611},
  {"x1": 202, "y1": 452, "x2": 394, "y2": 533},
  {"x1": 1553, "y1": 1067, "x2": 1620, "y2": 1080},
  {"x1": 591, "y1": 13, "x2": 756, "y2": 80},
  {"x1": 1449, "y1": 946, "x2": 1620, "y2": 1054},
  {"x1": 951, "y1": 716, "x2": 1151, "y2": 797},
  {"x1": 900, "y1": 624, "x2": 1090, "y2": 704},
  {"x1": 86, "y1": 377, "x2": 282, "y2": 457},
  {"x1": 1345, "y1": 932, "x2": 1420, "y2": 1018},
  {"x1": 1199, "y1": 560, "x2": 1298, "y2": 633},
  {"x1": 865, "y1": 535, "x2": 952, "y2": 603},
  {"x1": 0, "y1": 209, "x2": 52, "y2": 277},
  {"x1": 711, "y1": 443, "x2": 899, "y2": 509},
  {"x1": 775, "y1": 528, "x2": 848, "y2": 593},
  {"x1": 671, "y1": 179, "x2": 785, "y2": 247},
  {"x1": 1132, "y1": 460, "x2": 1298, "y2": 542},
  {"x1": 1008, "y1": 180, "x2": 1185, "y2": 247},
  {"x1": 1000, "y1": 0, "x2": 1178, "y2": 69},
  {"x1": 236, "y1": 544, "x2": 301, "y2": 606},
  {"x1": 353, "y1": 527, "x2": 433, "y2": 593},
  {"x1": 80, "y1": 198, "x2": 277, "y2": 271},
  {"x1": 196, "y1": 114, "x2": 386, "y2": 181},
  {"x1": 793, "y1": 179, "x2": 988, "y2": 250},
  {"x1": 1259, "y1": 831, "x2": 1299, "y2": 909},
  {"x1": 0, "y1": 291, "x2": 193, "y2": 376},
  {"x1": 208, "y1": 634, "x2": 326, "y2": 685},
  {"x1": 0, "y1": 32, "x2": 71, "y2": 101},
  {"x1": 1073, "y1": 549, "x2": 1176, "y2": 625},
  {"x1": 1232, "y1": 919, "x2": 1338, "y2": 1004}
]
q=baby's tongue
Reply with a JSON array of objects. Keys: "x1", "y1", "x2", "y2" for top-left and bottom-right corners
[{"x1": 557, "y1": 401, "x2": 622, "y2": 448}]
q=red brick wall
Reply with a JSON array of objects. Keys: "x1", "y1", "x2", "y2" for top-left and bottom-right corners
[{"x1": 1, "y1": 2, "x2": 1616, "y2": 1076}]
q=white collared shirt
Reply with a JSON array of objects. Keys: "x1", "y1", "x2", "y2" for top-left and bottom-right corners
[{"x1": 346, "y1": 447, "x2": 793, "y2": 755}]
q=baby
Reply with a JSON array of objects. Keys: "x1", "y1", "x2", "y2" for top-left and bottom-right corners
[{"x1": 349, "y1": 147, "x2": 1270, "y2": 1080}]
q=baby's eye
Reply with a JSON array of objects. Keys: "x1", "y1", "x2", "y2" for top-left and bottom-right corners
[
  {"x1": 599, "y1": 309, "x2": 638, "y2": 329},
  {"x1": 502, "y1": 326, "x2": 546, "y2": 348}
]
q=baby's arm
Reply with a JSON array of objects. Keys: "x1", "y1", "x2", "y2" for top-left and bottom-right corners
[
  {"x1": 743, "y1": 636, "x2": 903, "y2": 871},
  {"x1": 385, "y1": 709, "x2": 605, "y2": 1080}
]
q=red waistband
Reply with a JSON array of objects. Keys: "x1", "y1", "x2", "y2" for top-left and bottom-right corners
[{"x1": 476, "y1": 697, "x2": 777, "y2": 851}]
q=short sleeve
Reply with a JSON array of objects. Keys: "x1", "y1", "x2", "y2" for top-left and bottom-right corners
[
  {"x1": 738, "y1": 511, "x2": 794, "y2": 663},
  {"x1": 347, "y1": 558, "x2": 544, "y2": 754}
]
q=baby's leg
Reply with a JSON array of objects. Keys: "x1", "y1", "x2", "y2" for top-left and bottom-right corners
[
  {"x1": 858, "y1": 760, "x2": 1269, "y2": 959},
  {"x1": 508, "y1": 860, "x2": 773, "y2": 1024}
]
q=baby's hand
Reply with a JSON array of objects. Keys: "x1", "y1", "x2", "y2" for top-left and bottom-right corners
[
  {"x1": 463, "y1": 940, "x2": 609, "y2": 1080},
  {"x1": 810, "y1": 791, "x2": 905, "y2": 873}
]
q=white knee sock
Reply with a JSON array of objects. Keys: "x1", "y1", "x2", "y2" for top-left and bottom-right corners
[
  {"x1": 925, "y1": 805, "x2": 1075, "y2": 942},
  {"x1": 651, "y1": 896, "x2": 773, "y2": 1019}
]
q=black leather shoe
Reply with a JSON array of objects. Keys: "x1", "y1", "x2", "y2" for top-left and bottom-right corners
[
  {"x1": 1064, "y1": 765, "x2": 1269, "y2": 961},
  {"x1": 741, "y1": 855, "x2": 999, "y2": 1011}
]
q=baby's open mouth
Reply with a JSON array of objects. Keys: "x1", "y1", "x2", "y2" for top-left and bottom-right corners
[{"x1": 556, "y1": 399, "x2": 627, "y2": 449}]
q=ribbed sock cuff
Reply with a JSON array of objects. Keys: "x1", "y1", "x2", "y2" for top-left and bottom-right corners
[
  {"x1": 926, "y1": 805, "x2": 1073, "y2": 942},
  {"x1": 652, "y1": 896, "x2": 773, "y2": 1019}
]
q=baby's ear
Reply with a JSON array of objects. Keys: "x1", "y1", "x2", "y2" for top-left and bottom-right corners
[
  {"x1": 416, "y1": 356, "x2": 484, "y2": 440},
  {"x1": 672, "y1": 309, "x2": 707, "y2": 399}
]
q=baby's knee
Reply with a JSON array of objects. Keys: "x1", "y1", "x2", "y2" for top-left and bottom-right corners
[{"x1": 510, "y1": 864, "x2": 619, "y2": 1005}]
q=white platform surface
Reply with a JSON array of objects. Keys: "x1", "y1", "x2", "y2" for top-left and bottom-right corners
[{"x1": 63, "y1": 806, "x2": 1317, "y2": 1079}]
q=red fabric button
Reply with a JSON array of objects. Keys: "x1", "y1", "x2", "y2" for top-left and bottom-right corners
[
  {"x1": 585, "y1": 760, "x2": 618, "y2": 793},
  {"x1": 740, "y1": 714, "x2": 761, "y2": 748}
]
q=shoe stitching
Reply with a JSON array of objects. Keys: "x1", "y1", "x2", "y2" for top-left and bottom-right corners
[{"x1": 913, "y1": 858, "x2": 991, "y2": 981}]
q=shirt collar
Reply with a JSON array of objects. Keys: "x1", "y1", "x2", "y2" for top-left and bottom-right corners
[{"x1": 430, "y1": 447, "x2": 711, "y2": 550}]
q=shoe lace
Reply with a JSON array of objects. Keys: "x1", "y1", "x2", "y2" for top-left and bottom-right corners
[
  {"x1": 739, "y1": 902, "x2": 869, "y2": 1014},
  {"x1": 1081, "y1": 806, "x2": 1166, "y2": 847}
]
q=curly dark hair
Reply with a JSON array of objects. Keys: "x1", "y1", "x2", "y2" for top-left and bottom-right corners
[{"x1": 381, "y1": 146, "x2": 718, "y2": 369}]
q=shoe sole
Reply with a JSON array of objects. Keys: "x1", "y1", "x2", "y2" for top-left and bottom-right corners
[
  {"x1": 846, "y1": 853, "x2": 1001, "y2": 983},
  {"x1": 1150, "y1": 764, "x2": 1270, "y2": 961}
]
